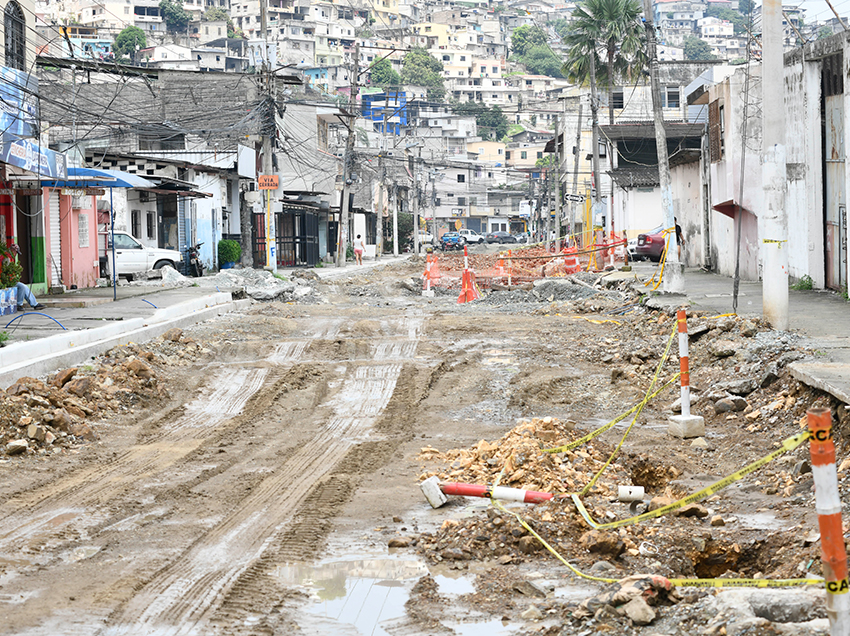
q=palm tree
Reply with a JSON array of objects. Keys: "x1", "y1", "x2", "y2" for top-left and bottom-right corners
[{"x1": 562, "y1": 0, "x2": 647, "y2": 125}]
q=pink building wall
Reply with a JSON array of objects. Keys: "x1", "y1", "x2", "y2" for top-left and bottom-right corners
[{"x1": 44, "y1": 189, "x2": 99, "y2": 290}]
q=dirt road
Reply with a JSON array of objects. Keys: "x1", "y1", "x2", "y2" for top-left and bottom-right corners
[{"x1": 0, "y1": 259, "x2": 836, "y2": 635}]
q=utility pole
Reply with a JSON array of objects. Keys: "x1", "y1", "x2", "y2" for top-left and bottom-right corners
[
  {"x1": 392, "y1": 184, "x2": 399, "y2": 256},
  {"x1": 589, "y1": 53, "x2": 603, "y2": 239},
  {"x1": 554, "y1": 113, "x2": 562, "y2": 244},
  {"x1": 571, "y1": 101, "x2": 583, "y2": 242},
  {"x1": 643, "y1": 0, "x2": 681, "y2": 291},
  {"x1": 336, "y1": 42, "x2": 359, "y2": 267},
  {"x1": 377, "y1": 112, "x2": 388, "y2": 260},
  {"x1": 260, "y1": 0, "x2": 276, "y2": 272},
  {"x1": 761, "y1": 0, "x2": 789, "y2": 328},
  {"x1": 410, "y1": 153, "x2": 420, "y2": 255}
]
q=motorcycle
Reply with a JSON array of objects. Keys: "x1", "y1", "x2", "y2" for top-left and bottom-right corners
[{"x1": 187, "y1": 242, "x2": 204, "y2": 277}]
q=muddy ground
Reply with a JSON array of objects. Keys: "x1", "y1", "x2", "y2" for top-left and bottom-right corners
[{"x1": 0, "y1": 258, "x2": 843, "y2": 635}]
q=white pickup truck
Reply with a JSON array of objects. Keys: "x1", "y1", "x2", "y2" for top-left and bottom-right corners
[
  {"x1": 457, "y1": 229, "x2": 485, "y2": 244},
  {"x1": 105, "y1": 232, "x2": 183, "y2": 279}
]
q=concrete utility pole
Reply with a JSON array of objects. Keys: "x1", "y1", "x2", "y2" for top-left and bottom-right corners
[
  {"x1": 643, "y1": 0, "x2": 682, "y2": 291},
  {"x1": 377, "y1": 112, "x2": 388, "y2": 260},
  {"x1": 392, "y1": 184, "x2": 399, "y2": 256},
  {"x1": 571, "y1": 101, "x2": 583, "y2": 240},
  {"x1": 260, "y1": 0, "x2": 276, "y2": 272},
  {"x1": 588, "y1": 53, "x2": 603, "y2": 235},
  {"x1": 410, "y1": 153, "x2": 420, "y2": 255},
  {"x1": 761, "y1": 0, "x2": 789, "y2": 328},
  {"x1": 336, "y1": 42, "x2": 360, "y2": 268},
  {"x1": 554, "y1": 113, "x2": 562, "y2": 243}
]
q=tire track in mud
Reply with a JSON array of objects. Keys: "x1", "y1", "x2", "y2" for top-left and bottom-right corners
[{"x1": 100, "y1": 315, "x2": 424, "y2": 636}]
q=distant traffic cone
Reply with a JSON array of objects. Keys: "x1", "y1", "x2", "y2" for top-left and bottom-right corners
[
  {"x1": 422, "y1": 253, "x2": 435, "y2": 296},
  {"x1": 457, "y1": 245, "x2": 480, "y2": 304}
]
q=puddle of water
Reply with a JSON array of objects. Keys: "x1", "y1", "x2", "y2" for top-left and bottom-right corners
[
  {"x1": 446, "y1": 619, "x2": 519, "y2": 635},
  {"x1": 63, "y1": 546, "x2": 101, "y2": 562},
  {"x1": 434, "y1": 574, "x2": 475, "y2": 596},
  {"x1": 554, "y1": 584, "x2": 597, "y2": 601},
  {"x1": 734, "y1": 512, "x2": 786, "y2": 530}
]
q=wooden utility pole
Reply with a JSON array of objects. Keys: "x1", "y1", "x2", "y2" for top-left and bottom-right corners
[
  {"x1": 643, "y1": 0, "x2": 681, "y2": 291},
  {"x1": 336, "y1": 42, "x2": 359, "y2": 267},
  {"x1": 761, "y1": 0, "x2": 789, "y2": 327},
  {"x1": 571, "y1": 101, "x2": 583, "y2": 241}
]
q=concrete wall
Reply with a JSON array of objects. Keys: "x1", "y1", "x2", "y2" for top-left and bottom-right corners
[{"x1": 671, "y1": 161, "x2": 703, "y2": 266}]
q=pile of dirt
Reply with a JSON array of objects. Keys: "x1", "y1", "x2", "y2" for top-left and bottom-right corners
[
  {"x1": 418, "y1": 416, "x2": 629, "y2": 497},
  {"x1": 0, "y1": 327, "x2": 209, "y2": 459}
]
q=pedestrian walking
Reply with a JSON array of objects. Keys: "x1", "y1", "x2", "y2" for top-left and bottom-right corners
[{"x1": 353, "y1": 234, "x2": 365, "y2": 265}]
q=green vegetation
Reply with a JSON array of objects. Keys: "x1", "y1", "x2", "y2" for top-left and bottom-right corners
[
  {"x1": 454, "y1": 102, "x2": 509, "y2": 141},
  {"x1": 159, "y1": 0, "x2": 191, "y2": 33},
  {"x1": 790, "y1": 274, "x2": 814, "y2": 290},
  {"x1": 0, "y1": 242, "x2": 22, "y2": 288},
  {"x1": 705, "y1": 6, "x2": 748, "y2": 35},
  {"x1": 0, "y1": 331, "x2": 8, "y2": 347},
  {"x1": 217, "y1": 239, "x2": 241, "y2": 265},
  {"x1": 369, "y1": 57, "x2": 401, "y2": 87},
  {"x1": 511, "y1": 25, "x2": 563, "y2": 78},
  {"x1": 682, "y1": 36, "x2": 717, "y2": 61},
  {"x1": 401, "y1": 47, "x2": 445, "y2": 101},
  {"x1": 114, "y1": 26, "x2": 147, "y2": 59},
  {"x1": 818, "y1": 25, "x2": 835, "y2": 40},
  {"x1": 561, "y1": 0, "x2": 646, "y2": 124},
  {"x1": 511, "y1": 25, "x2": 548, "y2": 57}
]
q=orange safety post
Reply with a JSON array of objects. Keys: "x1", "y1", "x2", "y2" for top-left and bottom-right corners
[
  {"x1": 808, "y1": 407, "x2": 850, "y2": 635},
  {"x1": 507, "y1": 249, "x2": 512, "y2": 287},
  {"x1": 457, "y1": 245, "x2": 481, "y2": 304}
]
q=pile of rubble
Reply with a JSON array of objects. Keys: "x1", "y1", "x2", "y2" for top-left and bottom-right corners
[{"x1": 0, "y1": 327, "x2": 207, "y2": 459}]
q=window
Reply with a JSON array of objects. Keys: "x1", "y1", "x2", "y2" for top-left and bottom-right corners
[
  {"x1": 447, "y1": 192, "x2": 454, "y2": 197},
  {"x1": 536, "y1": 151, "x2": 543, "y2": 159},
  {"x1": 492, "y1": 66, "x2": 498, "y2": 73},
  {"x1": 480, "y1": 65, "x2": 486, "y2": 73},
  {"x1": 147, "y1": 212, "x2": 156, "y2": 238},
  {"x1": 460, "y1": 55, "x2": 466, "y2": 61},
  {"x1": 124, "y1": 6, "x2": 129, "y2": 13},
  {"x1": 520, "y1": 151, "x2": 527, "y2": 159},
  {"x1": 478, "y1": 147, "x2": 484, "y2": 153},
  {"x1": 442, "y1": 54, "x2": 450, "y2": 61},
  {"x1": 205, "y1": 26, "x2": 209, "y2": 34},
  {"x1": 665, "y1": 87, "x2": 681, "y2": 108},
  {"x1": 497, "y1": 149, "x2": 503, "y2": 155},
  {"x1": 469, "y1": 196, "x2": 477, "y2": 206},
  {"x1": 505, "y1": 151, "x2": 511, "y2": 160},
  {"x1": 457, "y1": 174, "x2": 465, "y2": 183},
  {"x1": 612, "y1": 89, "x2": 624, "y2": 109},
  {"x1": 458, "y1": 197, "x2": 466, "y2": 205},
  {"x1": 4, "y1": 1, "x2": 26, "y2": 70},
  {"x1": 131, "y1": 210, "x2": 141, "y2": 238},
  {"x1": 78, "y1": 212, "x2": 90, "y2": 248}
]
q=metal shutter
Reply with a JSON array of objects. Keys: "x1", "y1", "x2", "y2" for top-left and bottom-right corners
[{"x1": 48, "y1": 190, "x2": 62, "y2": 287}]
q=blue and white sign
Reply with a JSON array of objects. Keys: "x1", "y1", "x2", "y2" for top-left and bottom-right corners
[
  {"x1": 2, "y1": 138, "x2": 67, "y2": 179},
  {"x1": 0, "y1": 66, "x2": 38, "y2": 142}
]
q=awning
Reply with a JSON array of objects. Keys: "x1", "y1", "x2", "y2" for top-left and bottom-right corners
[
  {"x1": 137, "y1": 187, "x2": 212, "y2": 199},
  {"x1": 712, "y1": 199, "x2": 747, "y2": 219},
  {"x1": 42, "y1": 167, "x2": 156, "y2": 189}
]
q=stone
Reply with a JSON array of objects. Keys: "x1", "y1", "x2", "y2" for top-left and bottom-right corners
[
  {"x1": 64, "y1": 404, "x2": 86, "y2": 419},
  {"x1": 690, "y1": 437, "x2": 709, "y2": 448},
  {"x1": 64, "y1": 376, "x2": 93, "y2": 398},
  {"x1": 520, "y1": 605, "x2": 544, "y2": 621},
  {"x1": 622, "y1": 596, "x2": 656, "y2": 625},
  {"x1": 52, "y1": 409, "x2": 74, "y2": 433},
  {"x1": 440, "y1": 547, "x2": 467, "y2": 560},
  {"x1": 710, "y1": 515, "x2": 726, "y2": 527},
  {"x1": 388, "y1": 536, "x2": 411, "y2": 549},
  {"x1": 513, "y1": 580, "x2": 547, "y2": 598},
  {"x1": 611, "y1": 367, "x2": 626, "y2": 383},
  {"x1": 723, "y1": 378, "x2": 758, "y2": 396},
  {"x1": 740, "y1": 320, "x2": 758, "y2": 337},
  {"x1": 26, "y1": 424, "x2": 45, "y2": 442},
  {"x1": 793, "y1": 460, "x2": 812, "y2": 476},
  {"x1": 69, "y1": 422, "x2": 97, "y2": 441},
  {"x1": 677, "y1": 504, "x2": 709, "y2": 518},
  {"x1": 669, "y1": 414, "x2": 705, "y2": 438},
  {"x1": 710, "y1": 341, "x2": 737, "y2": 358},
  {"x1": 51, "y1": 368, "x2": 78, "y2": 388},
  {"x1": 760, "y1": 363, "x2": 780, "y2": 388},
  {"x1": 17, "y1": 415, "x2": 33, "y2": 428},
  {"x1": 518, "y1": 536, "x2": 540, "y2": 554},
  {"x1": 648, "y1": 496, "x2": 674, "y2": 512},
  {"x1": 126, "y1": 358, "x2": 153, "y2": 380},
  {"x1": 161, "y1": 328, "x2": 183, "y2": 342},
  {"x1": 44, "y1": 431, "x2": 56, "y2": 445},
  {"x1": 26, "y1": 394, "x2": 51, "y2": 408},
  {"x1": 690, "y1": 324, "x2": 710, "y2": 340},
  {"x1": 715, "y1": 396, "x2": 747, "y2": 414},
  {"x1": 580, "y1": 530, "x2": 625, "y2": 556},
  {"x1": 589, "y1": 561, "x2": 618, "y2": 575},
  {"x1": 5, "y1": 439, "x2": 28, "y2": 455}
]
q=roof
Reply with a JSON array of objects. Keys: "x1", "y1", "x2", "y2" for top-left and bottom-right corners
[
  {"x1": 608, "y1": 166, "x2": 660, "y2": 188},
  {"x1": 600, "y1": 121, "x2": 705, "y2": 140}
]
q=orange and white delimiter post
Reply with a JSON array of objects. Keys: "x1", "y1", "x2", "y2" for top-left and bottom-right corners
[
  {"x1": 808, "y1": 407, "x2": 850, "y2": 635},
  {"x1": 668, "y1": 309, "x2": 704, "y2": 438}
]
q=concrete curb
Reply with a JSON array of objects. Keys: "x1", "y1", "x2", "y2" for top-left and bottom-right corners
[{"x1": 0, "y1": 292, "x2": 248, "y2": 389}]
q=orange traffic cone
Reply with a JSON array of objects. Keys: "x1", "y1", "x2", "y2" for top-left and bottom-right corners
[{"x1": 457, "y1": 245, "x2": 480, "y2": 304}]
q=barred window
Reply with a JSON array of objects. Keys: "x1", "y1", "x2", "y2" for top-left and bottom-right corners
[{"x1": 4, "y1": 1, "x2": 26, "y2": 71}]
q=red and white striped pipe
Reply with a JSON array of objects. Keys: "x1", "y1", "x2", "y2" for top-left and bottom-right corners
[
  {"x1": 808, "y1": 407, "x2": 850, "y2": 634},
  {"x1": 508, "y1": 249, "x2": 513, "y2": 287},
  {"x1": 677, "y1": 309, "x2": 691, "y2": 417},
  {"x1": 463, "y1": 244, "x2": 469, "y2": 270},
  {"x1": 440, "y1": 482, "x2": 553, "y2": 504},
  {"x1": 423, "y1": 254, "x2": 432, "y2": 292}
]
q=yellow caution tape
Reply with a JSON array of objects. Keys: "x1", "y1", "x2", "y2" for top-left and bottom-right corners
[
  {"x1": 575, "y1": 317, "x2": 623, "y2": 326},
  {"x1": 571, "y1": 430, "x2": 812, "y2": 530}
]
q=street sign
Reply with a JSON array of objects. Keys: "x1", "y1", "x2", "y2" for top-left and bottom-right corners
[
  {"x1": 564, "y1": 194, "x2": 586, "y2": 203},
  {"x1": 258, "y1": 175, "x2": 279, "y2": 190},
  {"x1": 454, "y1": 219, "x2": 462, "y2": 230}
]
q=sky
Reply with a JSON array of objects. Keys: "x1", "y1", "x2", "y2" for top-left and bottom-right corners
[{"x1": 788, "y1": 0, "x2": 850, "y2": 25}]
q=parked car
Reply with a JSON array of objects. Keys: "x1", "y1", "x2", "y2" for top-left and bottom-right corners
[
  {"x1": 440, "y1": 232, "x2": 465, "y2": 251},
  {"x1": 512, "y1": 232, "x2": 529, "y2": 244},
  {"x1": 634, "y1": 226, "x2": 666, "y2": 262},
  {"x1": 105, "y1": 232, "x2": 183, "y2": 279},
  {"x1": 418, "y1": 230, "x2": 435, "y2": 246},
  {"x1": 627, "y1": 237, "x2": 642, "y2": 261},
  {"x1": 485, "y1": 231, "x2": 518, "y2": 244},
  {"x1": 457, "y1": 228, "x2": 485, "y2": 244}
]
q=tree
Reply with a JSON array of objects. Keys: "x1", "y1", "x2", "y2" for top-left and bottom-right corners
[
  {"x1": 738, "y1": 0, "x2": 754, "y2": 14},
  {"x1": 202, "y1": 7, "x2": 238, "y2": 38},
  {"x1": 455, "y1": 102, "x2": 508, "y2": 141},
  {"x1": 682, "y1": 36, "x2": 717, "y2": 60},
  {"x1": 520, "y1": 45, "x2": 563, "y2": 78},
  {"x1": 114, "y1": 25, "x2": 146, "y2": 59},
  {"x1": 400, "y1": 47, "x2": 445, "y2": 101},
  {"x1": 159, "y1": 0, "x2": 191, "y2": 33},
  {"x1": 370, "y1": 57, "x2": 401, "y2": 87},
  {"x1": 511, "y1": 25, "x2": 547, "y2": 57},
  {"x1": 818, "y1": 25, "x2": 835, "y2": 40},
  {"x1": 705, "y1": 7, "x2": 747, "y2": 35},
  {"x1": 561, "y1": 0, "x2": 646, "y2": 125}
]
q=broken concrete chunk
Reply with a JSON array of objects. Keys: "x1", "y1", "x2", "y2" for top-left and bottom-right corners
[
  {"x1": 64, "y1": 376, "x2": 93, "y2": 398},
  {"x1": 721, "y1": 378, "x2": 758, "y2": 396},
  {"x1": 513, "y1": 580, "x2": 547, "y2": 598},
  {"x1": 622, "y1": 596, "x2": 656, "y2": 625},
  {"x1": 580, "y1": 530, "x2": 625, "y2": 556},
  {"x1": 520, "y1": 605, "x2": 544, "y2": 621},
  {"x1": 126, "y1": 358, "x2": 154, "y2": 380},
  {"x1": 388, "y1": 536, "x2": 412, "y2": 549},
  {"x1": 677, "y1": 504, "x2": 709, "y2": 518},
  {"x1": 5, "y1": 439, "x2": 28, "y2": 455},
  {"x1": 710, "y1": 341, "x2": 737, "y2": 358},
  {"x1": 710, "y1": 515, "x2": 726, "y2": 527},
  {"x1": 715, "y1": 396, "x2": 747, "y2": 414},
  {"x1": 52, "y1": 367, "x2": 78, "y2": 388},
  {"x1": 739, "y1": 320, "x2": 758, "y2": 337},
  {"x1": 26, "y1": 424, "x2": 46, "y2": 442},
  {"x1": 760, "y1": 363, "x2": 780, "y2": 388},
  {"x1": 161, "y1": 327, "x2": 183, "y2": 342}
]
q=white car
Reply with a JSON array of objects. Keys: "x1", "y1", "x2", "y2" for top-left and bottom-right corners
[
  {"x1": 457, "y1": 229, "x2": 485, "y2": 244},
  {"x1": 106, "y1": 232, "x2": 183, "y2": 279},
  {"x1": 417, "y1": 231, "x2": 435, "y2": 245}
]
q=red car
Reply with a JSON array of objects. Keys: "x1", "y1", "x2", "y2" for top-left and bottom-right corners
[{"x1": 635, "y1": 226, "x2": 666, "y2": 262}]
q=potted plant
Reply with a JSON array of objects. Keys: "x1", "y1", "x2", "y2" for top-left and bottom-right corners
[
  {"x1": 0, "y1": 243, "x2": 22, "y2": 316},
  {"x1": 217, "y1": 239, "x2": 241, "y2": 269}
]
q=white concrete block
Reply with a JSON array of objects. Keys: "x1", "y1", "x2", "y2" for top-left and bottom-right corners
[
  {"x1": 420, "y1": 476, "x2": 447, "y2": 508},
  {"x1": 668, "y1": 414, "x2": 705, "y2": 439},
  {"x1": 421, "y1": 290, "x2": 435, "y2": 297}
]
